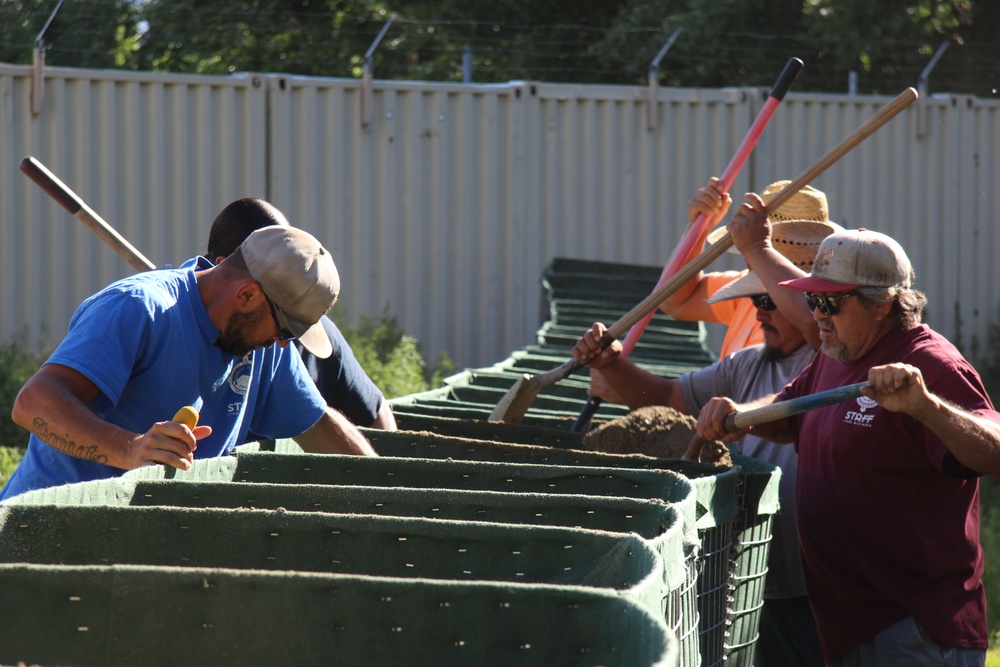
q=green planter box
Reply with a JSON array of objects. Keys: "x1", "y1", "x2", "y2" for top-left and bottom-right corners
[{"x1": 0, "y1": 564, "x2": 677, "y2": 667}]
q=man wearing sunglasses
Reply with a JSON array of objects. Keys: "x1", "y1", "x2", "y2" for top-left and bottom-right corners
[
  {"x1": 572, "y1": 201, "x2": 838, "y2": 667},
  {"x1": 2, "y1": 222, "x2": 377, "y2": 501},
  {"x1": 697, "y1": 228, "x2": 1000, "y2": 666},
  {"x1": 661, "y1": 178, "x2": 836, "y2": 359},
  {"x1": 202, "y1": 198, "x2": 396, "y2": 433}
]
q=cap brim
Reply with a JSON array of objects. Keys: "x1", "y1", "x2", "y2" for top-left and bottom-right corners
[
  {"x1": 778, "y1": 276, "x2": 861, "y2": 292},
  {"x1": 297, "y1": 322, "x2": 333, "y2": 359},
  {"x1": 279, "y1": 307, "x2": 334, "y2": 359},
  {"x1": 706, "y1": 270, "x2": 764, "y2": 304}
]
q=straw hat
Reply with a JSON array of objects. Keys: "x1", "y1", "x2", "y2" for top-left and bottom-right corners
[
  {"x1": 761, "y1": 180, "x2": 829, "y2": 222},
  {"x1": 706, "y1": 220, "x2": 845, "y2": 304},
  {"x1": 706, "y1": 180, "x2": 832, "y2": 252}
]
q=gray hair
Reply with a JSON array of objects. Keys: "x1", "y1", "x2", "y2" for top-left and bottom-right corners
[{"x1": 857, "y1": 286, "x2": 927, "y2": 329}]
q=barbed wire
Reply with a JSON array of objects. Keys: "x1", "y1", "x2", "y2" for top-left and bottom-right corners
[{"x1": 1, "y1": 1, "x2": 996, "y2": 96}]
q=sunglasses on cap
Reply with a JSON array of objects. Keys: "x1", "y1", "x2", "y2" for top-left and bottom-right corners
[
  {"x1": 750, "y1": 294, "x2": 777, "y2": 312},
  {"x1": 263, "y1": 292, "x2": 297, "y2": 341},
  {"x1": 804, "y1": 291, "x2": 858, "y2": 317}
]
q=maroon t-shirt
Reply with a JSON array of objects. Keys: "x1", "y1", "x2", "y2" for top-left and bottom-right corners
[{"x1": 778, "y1": 324, "x2": 997, "y2": 663}]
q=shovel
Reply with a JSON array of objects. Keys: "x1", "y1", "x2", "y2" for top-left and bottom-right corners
[
  {"x1": 489, "y1": 86, "x2": 918, "y2": 424},
  {"x1": 681, "y1": 382, "x2": 869, "y2": 461},
  {"x1": 19, "y1": 156, "x2": 157, "y2": 272},
  {"x1": 571, "y1": 56, "x2": 804, "y2": 433}
]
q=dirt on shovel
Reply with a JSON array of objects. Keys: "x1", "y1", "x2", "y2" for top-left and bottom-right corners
[{"x1": 582, "y1": 405, "x2": 732, "y2": 467}]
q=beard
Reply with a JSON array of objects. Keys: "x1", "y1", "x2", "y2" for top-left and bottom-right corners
[
  {"x1": 760, "y1": 343, "x2": 783, "y2": 362},
  {"x1": 216, "y1": 304, "x2": 269, "y2": 357},
  {"x1": 818, "y1": 320, "x2": 851, "y2": 362}
]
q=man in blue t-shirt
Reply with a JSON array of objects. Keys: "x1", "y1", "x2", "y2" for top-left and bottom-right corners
[
  {"x1": 203, "y1": 198, "x2": 396, "y2": 431},
  {"x1": 1, "y1": 223, "x2": 377, "y2": 500}
]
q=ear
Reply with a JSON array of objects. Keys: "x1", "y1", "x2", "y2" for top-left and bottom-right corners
[
  {"x1": 872, "y1": 299, "x2": 894, "y2": 321},
  {"x1": 234, "y1": 280, "x2": 264, "y2": 312}
]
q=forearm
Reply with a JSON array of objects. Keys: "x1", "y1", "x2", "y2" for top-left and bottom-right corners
[
  {"x1": 369, "y1": 401, "x2": 397, "y2": 431},
  {"x1": 913, "y1": 395, "x2": 1000, "y2": 477},
  {"x1": 13, "y1": 374, "x2": 137, "y2": 469},
  {"x1": 295, "y1": 408, "x2": 379, "y2": 456},
  {"x1": 596, "y1": 360, "x2": 686, "y2": 412}
]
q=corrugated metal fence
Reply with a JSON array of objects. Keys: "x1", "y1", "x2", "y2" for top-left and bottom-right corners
[{"x1": 1, "y1": 63, "x2": 998, "y2": 370}]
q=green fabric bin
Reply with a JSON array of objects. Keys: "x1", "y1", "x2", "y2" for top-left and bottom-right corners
[
  {"x1": 0, "y1": 563, "x2": 677, "y2": 667},
  {"x1": 0, "y1": 504, "x2": 664, "y2": 621}
]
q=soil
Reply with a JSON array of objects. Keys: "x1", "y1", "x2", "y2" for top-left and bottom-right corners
[{"x1": 581, "y1": 405, "x2": 732, "y2": 467}]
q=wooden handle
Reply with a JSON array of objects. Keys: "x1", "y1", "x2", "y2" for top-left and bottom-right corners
[
  {"x1": 20, "y1": 156, "x2": 157, "y2": 272},
  {"x1": 602, "y1": 88, "x2": 919, "y2": 350}
]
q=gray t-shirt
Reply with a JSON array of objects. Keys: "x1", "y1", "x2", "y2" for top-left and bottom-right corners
[{"x1": 679, "y1": 343, "x2": 815, "y2": 599}]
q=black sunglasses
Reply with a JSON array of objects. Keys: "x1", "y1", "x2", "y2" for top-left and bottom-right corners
[
  {"x1": 804, "y1": 291, "x2": 858, "y2": 317},
  {"x1": 750, "y1": 294, "x2": 777, "y2": 312},
  {"x1": 263, "y1": 292, "x2": 297, "y2": 341}
]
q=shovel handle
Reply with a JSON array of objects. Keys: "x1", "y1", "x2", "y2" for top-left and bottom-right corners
[
  {"x1": 572, "y1": 59, "x2": 803, "y2": 433},
  {"x1": 20, "y1": 156, "x2": 157, "y2": 272},
  {"x1": 684, "y1": 381, "x2": 868, "y2": 462},
  {"x1": 723, "y1": 382, "x2": 869, "y2": 432}
]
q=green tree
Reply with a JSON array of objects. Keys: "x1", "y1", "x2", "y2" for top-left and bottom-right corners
[
  {"x1": 0, "y1": 0, "x2": 140, "y2": 70},
  {"x1": 332, "y1": 306, "x2": 453, "y2": 398},
  {"x1": 134, "y1": 0, "x2": 388, "y2": 76}
]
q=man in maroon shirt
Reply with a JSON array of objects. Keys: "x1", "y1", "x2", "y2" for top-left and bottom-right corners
[{"x1": 696, "y1": 227, "x2": 1000, "y2": 667}]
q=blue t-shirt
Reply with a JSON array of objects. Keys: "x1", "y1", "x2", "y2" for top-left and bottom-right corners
[
  {"x1": 177, "y1": 258, "x2": 383, "y2": 427},
  {"x1": 0, "y1": 258, "x2": 325, "y2": 499}
]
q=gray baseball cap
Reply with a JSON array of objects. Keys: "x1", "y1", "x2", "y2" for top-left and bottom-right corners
[{"x1": 241, "y1": 226, "x2": 340, "y2": 358}]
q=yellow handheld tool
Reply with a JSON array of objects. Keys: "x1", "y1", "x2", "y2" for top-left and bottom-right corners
[{"x1": 172, "y1": 406, "x2": 200, "y2": 429}]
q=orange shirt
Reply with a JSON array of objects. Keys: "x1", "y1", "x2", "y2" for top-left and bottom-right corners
[{"x1": 705, "y1": 271, "x2": 763, "y2": 358}]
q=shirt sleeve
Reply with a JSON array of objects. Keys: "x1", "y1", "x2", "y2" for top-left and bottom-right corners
[
  {"x1": 300, "y1": 317, "x2": 384, "y2": 427},
  {"x1": 248, "y1": 345, "x2": 328, "y2": 440},
  {"x1": 47, "y1": 285, "x2": 153, "y2": 413}
]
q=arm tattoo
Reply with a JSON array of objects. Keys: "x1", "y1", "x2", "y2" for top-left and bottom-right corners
[{"x1": 32, "y1": 417, "x2": 109, "y2": 465}]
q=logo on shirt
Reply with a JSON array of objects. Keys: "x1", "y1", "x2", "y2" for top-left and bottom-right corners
[
  {"x1": 228, "y1": 355, "x2": 253, "y2": 396},
  {"x1": 843, "y1": 395, "x2": 879, "y2": 427}
]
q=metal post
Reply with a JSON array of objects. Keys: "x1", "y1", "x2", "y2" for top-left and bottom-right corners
[
  {"x1": 646, "y1": 28, "x2": 682, "y2": 131},
  {"x1": 31, "y1": 0, "x2": 66, "y2": 115},
  {"x1": 917, "y1": 40, "x2": 950, "y2": 139},
  {"x1": 848, "y1": 71, "x2": 858, "y2": 96},
  {"x1": 462, "y1": 44, "x2": 472, "y2": 83},
  {"x1": 361, "y1": 16, "x2": 395, "y2": 128}
]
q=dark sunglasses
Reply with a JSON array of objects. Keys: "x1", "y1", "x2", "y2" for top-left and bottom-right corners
[
  {"x1": 804, "y1": 291, "x2": 858, "y2": 317},
  {"x1": 750, "y1": 294, "x2": 777, "y2": 312},
  {"x1": 263, "y1": 292, "x2": 297, "y2": 341}
]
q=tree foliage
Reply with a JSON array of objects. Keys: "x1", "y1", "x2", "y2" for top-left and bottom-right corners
[{"x1": 0, "y1": 0, "x2": 996, "y2": 95}]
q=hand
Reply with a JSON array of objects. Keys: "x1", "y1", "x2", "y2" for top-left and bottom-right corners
[
  {"x1": 125, "y1": 420, "x2": 213, "y2": 471},
  {"x1": 587, "y1": 368, "x2": 626, "y2": 404},
  {"x1": 571, "y1": 322, "x2": 622, "y2": 370},
  {"x1": 862, "y1": 363, "x2": 930, "y2": 416},
  {"x1": 688, "y1": 177, "x2": 732, "y2": 228},
  {"x1": 695, "y1": 396, "x2": 747, "y2": 443},
  {"x1": 728, "y1": 192, "x2": 771, "y2": 257}
]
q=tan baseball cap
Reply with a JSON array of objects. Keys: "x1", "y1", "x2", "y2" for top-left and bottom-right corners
[
  {"x1": 241, "y1": 226, "x2": 340, "y2": 358},
  {"x1": 780, "y1": 228, "x2": 913, "y2": 293}
]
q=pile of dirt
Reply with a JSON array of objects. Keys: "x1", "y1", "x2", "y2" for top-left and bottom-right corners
[{"x1": 582, "y1": 405, "x2": 732, "y2": 467}]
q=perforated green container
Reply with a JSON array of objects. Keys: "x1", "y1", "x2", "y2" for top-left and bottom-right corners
[
  {"x1": 352, "y1": 427, "x2": 740, "y2": 667},
  {"x1": 0, "y1": 504, "x2": 664, "y2": 622},
  {"x1": 0, "y1": 564, "x2": 678, "y2": 667},
  {"x1": 8, "y1": 473, "x2": 698, "y2": 666}
]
